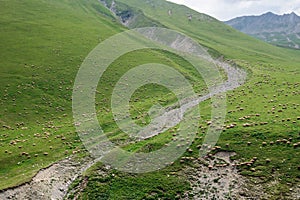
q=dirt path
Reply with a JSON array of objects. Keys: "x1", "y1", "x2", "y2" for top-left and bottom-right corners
[
  {"x1": 0, "y1": 156, "x2": 95, "y2": 200},
  {"x1": 139, "y1": 60, "x2": 246, "y2": 140}
]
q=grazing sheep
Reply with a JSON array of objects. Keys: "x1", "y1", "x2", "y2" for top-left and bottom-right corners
[
  {"x1": 243, "y1": 123, "x2": 252, "y2": 127},
  {"x1": 215, "y1": 146, "x2": 221, "y2": 150},
  {"x1": 282, "y1": 139, "x2": 288, "y2": 144},
  {"x1": 250, "y1": 168, "x2": 256, "y2": 172}
]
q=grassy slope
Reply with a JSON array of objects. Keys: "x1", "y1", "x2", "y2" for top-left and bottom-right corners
[
  {"x1": 0, "y1": 0, "x2": 125, "y2": 189},
  {"x1": 0, "y1": 0, "x2": 206, "y2": 191},
  {"x1": 0, "y1": 0, "x2": 299, "y2": 198},
  {"x1": 253, "y1": 32, "x2": 300, "y2": 49},
  {"x1": 117, "y1": 0, "x2": 300, "y2": 64},
  {"x1": 79, "y1": 0, "x2": 300, "y2": 198}
]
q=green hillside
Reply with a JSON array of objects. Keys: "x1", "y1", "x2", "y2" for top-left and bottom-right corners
[
  {"x1": 0, "y1": 0, "x2": 125, "y2": 189},
  {"x1": 0, "y1": 0, "x2": 299, "y2": 198},
  {"x1": 116, "y1": 0, "x2": 300, "y2": 63}
]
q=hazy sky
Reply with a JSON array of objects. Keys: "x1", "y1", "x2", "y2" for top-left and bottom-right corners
[{"x1": 167, "y1": 0, "x2": 300, "y2": 21}]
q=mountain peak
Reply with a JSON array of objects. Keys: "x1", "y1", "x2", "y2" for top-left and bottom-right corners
[
  {"x1": 289, "y1": 12, "x2": 299, "y2": 17},
  {"x1": 264, "y1": 11, "x2": 275, "y2": 16},
  {"x1": 225, "y1": 11, "x2": 300, "y2": 49}
]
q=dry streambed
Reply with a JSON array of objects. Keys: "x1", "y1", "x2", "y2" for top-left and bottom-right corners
[{"x1": 0, "y1": 157, "x2": 95, "y2": 200}]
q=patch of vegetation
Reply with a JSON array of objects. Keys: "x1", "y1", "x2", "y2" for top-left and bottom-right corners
[{"x1": 67, "y1": 164, "x2": 190, "y2": 200}]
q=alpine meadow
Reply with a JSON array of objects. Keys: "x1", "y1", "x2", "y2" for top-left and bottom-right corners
[{"x1": 0, "y1": 0, "x2": 299, "y2": 199}]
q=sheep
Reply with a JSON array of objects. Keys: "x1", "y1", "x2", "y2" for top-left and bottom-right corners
[
  {"x1": 21, "y1": 152, "x2": 28, "y2": 156},
  {"x1": 282, "y1": 139, "x2": 288, "y2": 144},
  {"x1": 215, "y1": 146, "x2": 222, "y2": 150},
  {"x1": 276, "y1": 140, "x2": 281, "y2": 144},
  {"x1": 262, "y1": 142, "x2": 267, "y2": 146},
  {"x1": 243, "y1": 123, "x2": 252, "y2": 127}
]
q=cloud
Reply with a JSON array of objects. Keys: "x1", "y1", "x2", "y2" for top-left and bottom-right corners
[{"x1": 167, "y1": 0, "x2": 300, "y2": 20}]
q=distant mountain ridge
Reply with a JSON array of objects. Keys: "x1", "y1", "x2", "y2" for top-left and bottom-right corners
[{"x1": 225, "y1": 12, "x2": 300, "y2": 49}]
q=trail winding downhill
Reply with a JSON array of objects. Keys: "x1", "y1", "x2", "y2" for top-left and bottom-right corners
[{"x1": 138, "y1": 60, "x2": 246, "y2": 140}]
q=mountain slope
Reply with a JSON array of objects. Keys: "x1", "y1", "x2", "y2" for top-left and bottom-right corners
[
  {"x1": 109, "y1": 0, "x2": 300, "y2": 63},
  {"x1": 0, "y1": 0, "x2": 299, "y2": 198},
  {"x1": 82, "y1": 0, "x2": 300, "y2": 198},
  {"x1": 0, "y1": 0, "x2": 126, "y2": 190},
  {"x1": 225, "y1": 12, "x2": 300, "y2": 49}
]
